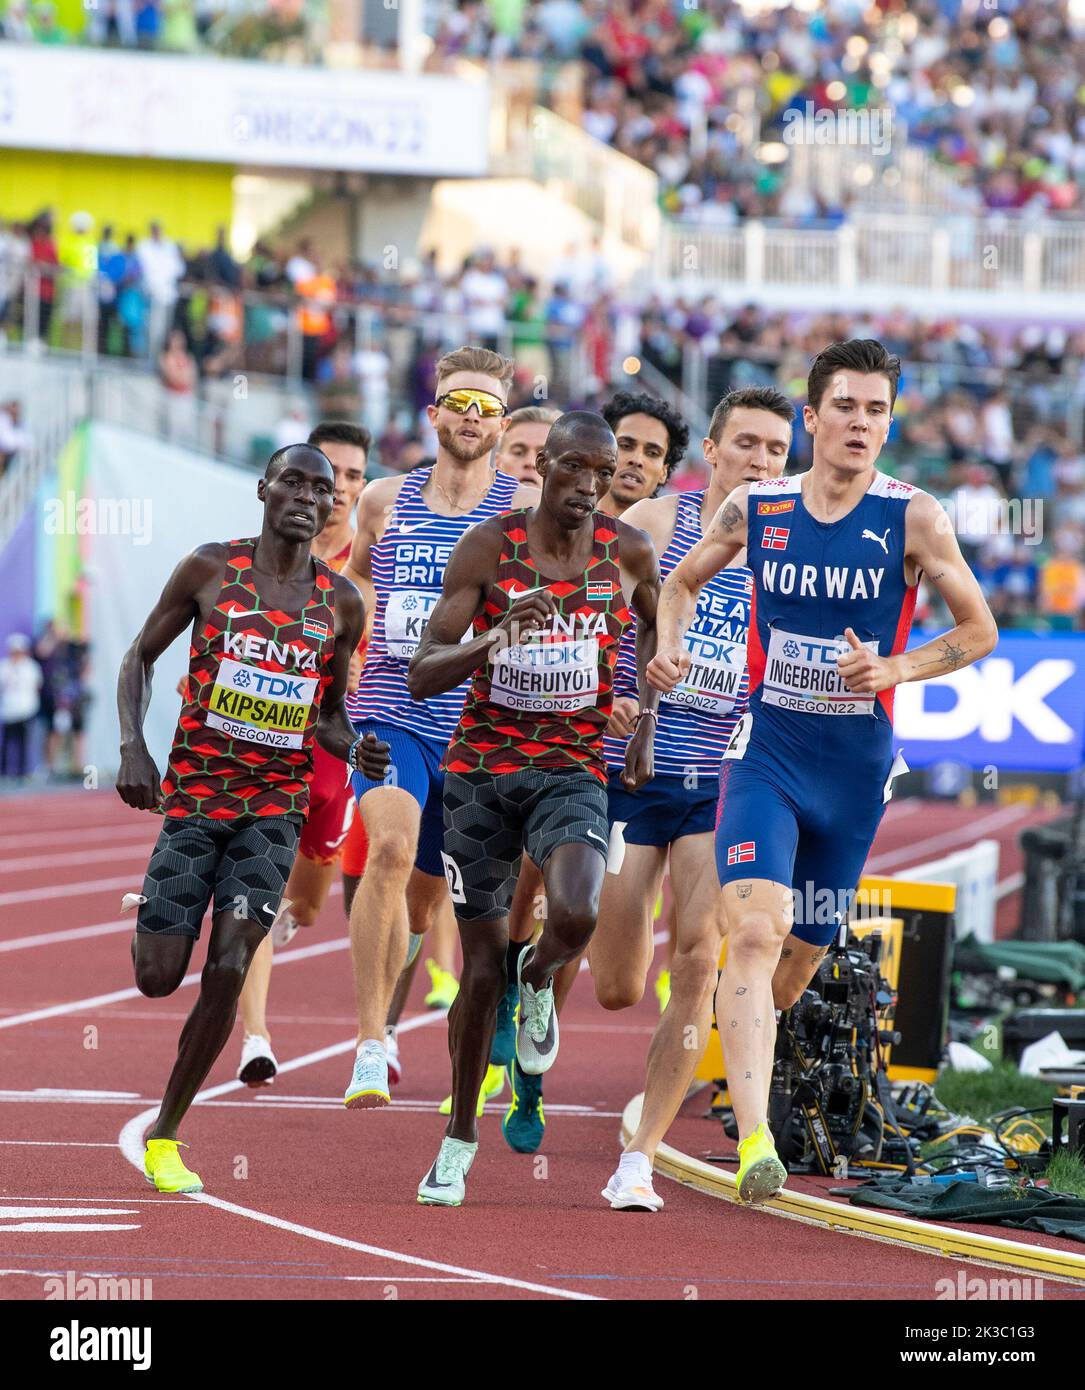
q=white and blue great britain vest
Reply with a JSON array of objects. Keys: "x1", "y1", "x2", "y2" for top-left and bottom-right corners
[
  {"x1": 346, "y1": 466, "x2": 519, "y2": 743},
  {"x1": 735, "y1": 471, "x2": 919, "y2": 782},
  {"x1": 604, "y1": 489, "x2": 752, "y2": 780}
]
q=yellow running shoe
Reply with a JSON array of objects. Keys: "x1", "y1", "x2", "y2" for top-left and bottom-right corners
[
  {"x1": 654, "y1": 968, "x2": 671, "y2": 1014},
  {"x1": 735, "y1": 1122, "x2": 787, "y2": 1205},
  {"x1": 424, "y1": 959, "x2": 460, "y2": 1010},
  {"x1": 438, "y1": 1063, "x2": 505, "y2": 1116},
  {"x1": 144, "y1": 1139, "x2": 203, "y2": 1194}
]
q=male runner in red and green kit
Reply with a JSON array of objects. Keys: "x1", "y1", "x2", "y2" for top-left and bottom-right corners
[
  {"x1": 117, "y1": 443, "x2": 389, "y2": 1193},
  {"x1": 236, "y1": 423, "x2": 372, "y2": 1086},
  {"x1": 406, "y1": 411, "x2": 661, "y2": 1206}
]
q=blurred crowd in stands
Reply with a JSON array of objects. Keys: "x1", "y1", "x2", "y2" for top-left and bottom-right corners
[
  {"x1": 7, "y1": 1, "x2": 1085, "y2": 223},
  {"x1": 1, "y1": 214, "x2": 1083, "y2": 633},
  {"x1": 0, "y1": 623, "x2": 89, "y2": 784}
]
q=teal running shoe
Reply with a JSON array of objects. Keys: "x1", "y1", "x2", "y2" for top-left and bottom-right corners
[
  {"x1": 502, "y1": 1061, "x2": 545, "y2": 1154},
  {"x1": 490, "y1": 980, "x2": 519, "y2": 1067}
]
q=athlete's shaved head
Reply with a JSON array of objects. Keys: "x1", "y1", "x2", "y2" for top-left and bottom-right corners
[
  {"x1": 264, "y1": 442, "x2": 332, "y2": 482},
  {"x1": 540, "y1": 410, "x2": 615, "y2": 459}
]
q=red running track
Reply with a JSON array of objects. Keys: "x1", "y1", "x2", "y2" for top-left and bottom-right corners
[{"x1": 0, "y1": 790, "x2": 1079, "y2": 1302}]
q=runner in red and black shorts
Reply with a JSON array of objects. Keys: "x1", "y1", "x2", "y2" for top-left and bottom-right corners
[
  {"x1": 403, "y1": 411, "x2": 661, "y2": 1207},
  {"x1": 235, "y1": 423, "x2": 371, "y2": 1086},
  {"x1": 116, "y1": 442, "x2": 388, "y2": 1195}
]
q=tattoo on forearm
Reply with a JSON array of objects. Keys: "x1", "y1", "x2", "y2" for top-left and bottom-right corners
[
  {"x1": 719, "y1": 502, "x2": 743, "y2": 534},
  {"x1": 919, "y1": 637, "x2": 967, "y2": 672}
]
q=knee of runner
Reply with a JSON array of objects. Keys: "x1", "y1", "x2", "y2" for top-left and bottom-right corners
[
  {"x1": 458, "y1": 945, "x2": 506, "y2": 1000},
  {"x1": 726, "y1": 912, "x2": 788, "y2": 969},
  {"x1": 594, "y1": 971, "x2": 643, "y2": 1012},
  {"x1": 364, "y1": 827, "x2": 415, "y2": 878},
  {"x1": 135, "y1": 963, "x2": 182, "y2": 999},
  {"x1": 543, "y1": 894, "x2": 597, "y2": 947},
  {"x1": 670, "y1": 941, "x2": 720, "y2": 996},
  {"x1": 200, "y1": 952, "x2": 250, "y2": 1002}
]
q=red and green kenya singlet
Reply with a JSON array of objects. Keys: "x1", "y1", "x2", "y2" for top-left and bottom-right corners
[
  {"x1": 444, "y1": 509, "x2": 630, "y2": 784},
  {"x1": 161, "y1": 538, "x2": 338, "y2": 821}
]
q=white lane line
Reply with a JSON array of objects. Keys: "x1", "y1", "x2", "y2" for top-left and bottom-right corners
[
  {"x1": 0, "y1": 1268, "x2": 498, "y2": 1287},
  {"x1": 0, "y1": 921, "x2": 132, "y2": 953},
  {"x1": 115, "y1": 1023, "x2": 600, "y2": 1302},
  {"x1": 0, "y1": 845, "x2": 154, "y2": 874},
  {"x1": 0, "y1": 936, "x2": 351, "y2": 1030},
  {"x1": 0, "y1": 1140, "x2": 119, "y2": 1148},
  {"x1": 0, "y1": 1207, "x2": 138, "y2": 1218},
  {"x1": 866, "y1": 804, "x2": 1032, "y2": 873},
  {"x1": 996, "y1": 871, "x2": 1025, "y2": 899},
  {"x1": 0, "y1": 1223, "x2": 141, "y2": 1233},
  {"x1": 0, "y1": 824, "x2": 152, "y2": 851},
  {"x1": 0, "y1": 875, "x2": 141, "y2": 907}
]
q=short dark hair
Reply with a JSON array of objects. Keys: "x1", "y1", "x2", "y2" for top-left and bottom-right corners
[
  {"x1": 307, "y1": 421, "x2": 372, "y2": 456},
  {"x1": 264, "y1": 442, "x2": 331, "y2": 480},
  {"x1": 601, "y1": 390, "x2": 690, "y2": 480},
  {"x1": 807, "y1": 338, "x2": 901, "y2": 413},
  {"x1": 708, "y1": 386, "x2": 795, "y2": 443}
]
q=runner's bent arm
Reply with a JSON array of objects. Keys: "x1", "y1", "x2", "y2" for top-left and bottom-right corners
[
  {"x1": 315, "y1": 575, "x2": 389, "y2": 780},
  {"x1": 619, "y1": 521, "x2": 662, "y2": 790},
  {"x1": 342, "y1": 476, "x2": 398, "y2": 620},
  {"x1": 116, "y1": 543, "x2": 225, "y2": 809},
  {"x1": 406, "y1": 520, "x2": 555, "y2": 700},
  {"x1": 650, "y1": 486, "x2": 749, "y2": 692},
  {"x1": 837, "y1": 491, "x2": 998, "y2": 695}
]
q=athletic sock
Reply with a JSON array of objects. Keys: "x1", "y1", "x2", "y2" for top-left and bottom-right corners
[
  {"x1": 618, "y1": 1150, "x2": 652, "y2": 1182},
  {"x1": 505, "y1": 938, "x2": 529, "y2": 983}
]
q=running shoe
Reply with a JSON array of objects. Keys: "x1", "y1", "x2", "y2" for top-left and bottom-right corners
[
  {"x1": 417, "y1": 1137, "x2": 478, "y2": 1207},
  {"x1": 344, "y1": 1044, "x2": 390, "y2": 1109},
  {"x1": 502, "y1": 1061, "x2": 545, "y2": 1154},
  {"x1": 424, "y1": 959, "x2": 460, "y2": 1010},
  {"x1": 384, "y1": 1025, "x2": 402, "y2": 1087},
  {"x1": 144, "y1": 1139, "x2": 203, "y2": 1194},
  {"x1": 602, "y1": 1153, "x2": 663, "y2": 1212},
  {"x1": 271, "y1": 905, "x2": 300, "y2": 948},
  {"x1": 515, "y1": 948, "x2": 558, "y2": 1075},
  {"x1": 654, "y1": 968, "x2": 671, "y2": 1014},
  {"x1": 438, "y1": 1063, "x2": 505, "y2": 1117},
  {"x1": 735, "y1": 1122, "x2": 787, "y2": 1205},
  {"x1": 238, "y1": 1033, "x2": 277, "y2": 1087},
  {"x1": 490, "y1": 977, "x2": 519, "y2": 1066}
]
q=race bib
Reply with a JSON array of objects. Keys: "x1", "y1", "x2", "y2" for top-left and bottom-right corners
[
  {"x1": 490, "y1": 638, "x2": 600, "y2": 712},
  {"x1": 761, "y1": 627, "x2": 878, "y2": 716},
  {"x1": 384, "y1": 589, "x2": 439, "y2": 661},
  {"x1": 206, "y1": 658, "x2": 317, "y2": 749},
  {"x1": 664, "y1": 625, "x2": 746, "y2": 717}
]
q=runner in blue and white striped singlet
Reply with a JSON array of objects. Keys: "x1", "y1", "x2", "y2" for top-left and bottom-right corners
[
  {"x1": 596, "y1": 387, "x2": 795, "y2": 1215},
  {"x1": 337, "y1": 349, "x2": 538, "y2": 1113}
]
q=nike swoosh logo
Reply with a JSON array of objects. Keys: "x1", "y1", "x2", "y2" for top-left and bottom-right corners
[
  {"x1": 586, "y1": 830, "x2": 607, "y2": 846},
  {"x1": 397, "y1": 520, "x2": 437, "y2": 535}
]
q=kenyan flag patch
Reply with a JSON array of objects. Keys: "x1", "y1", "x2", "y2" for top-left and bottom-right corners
[
  {"x1": 586, "y1": 580, "x2": 614, "y2": 601},
  {"x1": 303, "y1": 616, "x2": 330, "y2": 641}
]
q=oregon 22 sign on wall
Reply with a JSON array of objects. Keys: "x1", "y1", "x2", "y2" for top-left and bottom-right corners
[{"x1": 893, "y1": 635, "x2": 1085, "y2": 773}]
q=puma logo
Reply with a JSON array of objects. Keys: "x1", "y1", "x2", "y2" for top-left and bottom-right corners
[{"x1": 862, "y1": 527, "x2": 890, "y2": 555}]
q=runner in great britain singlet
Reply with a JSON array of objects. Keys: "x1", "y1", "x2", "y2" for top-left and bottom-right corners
[
  {"x1": 715, "y1": 472, "x2": 917, "y2": 943},
  {"x1": 347, "y1": 465, "x2": 519, "y2": 875}
]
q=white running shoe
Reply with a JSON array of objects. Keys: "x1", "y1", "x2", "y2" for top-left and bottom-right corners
[
  {"x1": 602, "y1": 1154, "x2": 664, "y2": 1212},
  {"x1": 417, "y1": 1136, "x2": 478, "y2": 1207},
  {"x1": 271, "y1": 905, "x2": 300, "y2": 948},
  {"x1": 344, "y1": 1044, "x2": 390, "y2": 1109},
  {"x1": 515, "y1": 948, "x2": 558, "y2": 1075},
  {"x1": 384, "y1": 1026, "x2": 402, "y2": 1087},
  {"x1": 238, "y1": 1033, "x2": 278, "y2": 1087}
]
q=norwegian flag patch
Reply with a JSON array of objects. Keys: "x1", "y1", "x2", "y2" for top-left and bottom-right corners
[
  {"x1": 303, "y1": 616, "x2": 330, "y2": 641},
  {"x1": 727, "y1": 841, "x2": 756, "y2": 865},
  {"x1": 762, "y1": 526, "x2": 789, "y2": 551},
  {"x1": 586, "y1": 580, "x2": 614, "y2": 601}
]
